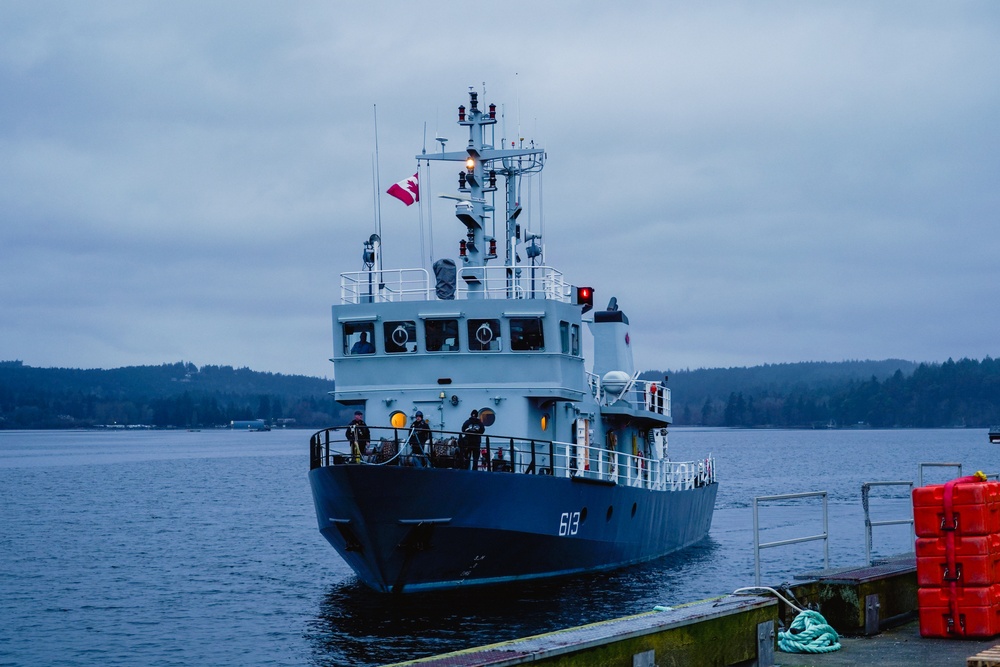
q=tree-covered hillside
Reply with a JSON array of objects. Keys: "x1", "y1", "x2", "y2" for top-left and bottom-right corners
[
  {"x1": 0, "y1": 361, "x2": 343, "y2": 429},
  {"x1": 3, "y1": 357, "x2": 999, "y2": 430},
  {"x1": 646, "y1": 358, "x2": 1000, "y2": 428}
]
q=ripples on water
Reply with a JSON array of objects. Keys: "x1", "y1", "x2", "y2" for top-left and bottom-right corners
[{"x1": 0, "y1": 427, "x2": 993, "y2": 666}]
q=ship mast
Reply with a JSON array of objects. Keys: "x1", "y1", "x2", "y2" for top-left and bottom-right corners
[{"x1": 420, "y1": 90, "x2": 545, "y2": 299}]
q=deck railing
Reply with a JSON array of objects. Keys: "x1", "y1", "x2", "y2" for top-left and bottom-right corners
[
  {"x1": 339, "y1": 265, "x2": 572, "y2": 304},
  {"x1": 340, "y1": 268, "x2": 433, "y2": 304},
  {"x1": 309, "y1": 425, "x2": 715, "y2": 493},
  {"x1": 752, "y1": 491, "x2": 830, "y2": 586},
  {"x1": 587, "y1": 372, "x2": 672, "y2": 420}
]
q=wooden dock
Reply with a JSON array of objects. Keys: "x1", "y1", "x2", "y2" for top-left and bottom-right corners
[{"x1": 386, "y1": 556, "x2": 1000, "y2": 667}]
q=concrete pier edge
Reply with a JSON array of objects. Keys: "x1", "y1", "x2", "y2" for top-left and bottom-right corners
[{"x1": 386, "y1": 557, "x2": 1000, "y2": 667}]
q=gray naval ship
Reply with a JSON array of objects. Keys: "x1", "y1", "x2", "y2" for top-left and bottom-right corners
[{"x1": 308, "y1": 89, "x2": 717, "y2": 593}]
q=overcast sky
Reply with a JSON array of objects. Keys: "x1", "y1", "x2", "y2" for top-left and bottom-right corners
[{"x1": 2, "y1": 2, "x2": 998, "y2": 378}]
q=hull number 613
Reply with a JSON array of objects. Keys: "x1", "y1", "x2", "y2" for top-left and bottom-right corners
[{"x1": 559, "y1": 511, "x2": 580, "y2": 536}]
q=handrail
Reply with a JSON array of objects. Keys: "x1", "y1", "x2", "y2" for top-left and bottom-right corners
[
  {"x1": 339, "y1": 265, "x2": 572, "y2": 304},
  {"x1": 308, "y1": 425, "x2": 716, "y2": 493},
  {"x1": 918, "y1": 462, "x2": 962, "y2": 487},
  {"x1": 861, "y1": 480, "x2": 915, "y2": 566},
  {"x1": 752, "y1": 491, "x2": 829, "y2": 586},
  {"x1": 586, "y1": 373, "x2": 672, "y2": 420}
]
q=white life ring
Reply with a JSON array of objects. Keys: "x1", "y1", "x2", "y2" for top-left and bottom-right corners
[
  {"x1": 475, "y1": 323, "x2": 493, "y2": 345},
  {"x1": 392, "y1": 325, "x2": 410, "y2": 346}
]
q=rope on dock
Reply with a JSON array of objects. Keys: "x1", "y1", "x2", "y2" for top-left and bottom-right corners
[
  {"x1": 732, "y1": 586, "x2": 841, "y2": 654},
  {"x1": 777, "y1": 609, "x2": 841, "y2": 653}
]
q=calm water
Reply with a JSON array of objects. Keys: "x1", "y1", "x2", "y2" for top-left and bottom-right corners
[{"x1": 0, "y1": 427, "x2": 994, "y2": 666}]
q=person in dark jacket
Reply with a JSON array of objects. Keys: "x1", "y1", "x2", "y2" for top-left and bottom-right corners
[
  {"x1": 407, "y1": 411, "x2": 431, "y2": 467},
  {"x1": 346, "y1": 411, "x2": 370, "y2": 463},
  {"x1": 460, "y1": 409, "x2": 485, "y2": 470}
]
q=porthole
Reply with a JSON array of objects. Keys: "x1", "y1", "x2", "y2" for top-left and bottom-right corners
[
  {"x1": 606, "y1": 506, "x2": 614, "y2": 522},
  {"x1": 390, "y1": 411, "x2": 407, "y2": 429},
  {"x1": 478, "y1": 407, "x2": 496, "y2": 427},
  {"x1": 631, "y1": 502, "x2": 637, "y2": 518}
]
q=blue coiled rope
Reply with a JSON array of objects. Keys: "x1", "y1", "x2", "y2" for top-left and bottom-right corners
[
  {"x1": 732, "y1": 586, "x2": 841, "y2": 654},
  {"x1": 778, "y1": 609, "x2": 841, "y2": 653}
]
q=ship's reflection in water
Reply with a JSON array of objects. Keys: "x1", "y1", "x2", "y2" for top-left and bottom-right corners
[{"x1": 308, "y1": 537, "x2": 721, "y2": 667}]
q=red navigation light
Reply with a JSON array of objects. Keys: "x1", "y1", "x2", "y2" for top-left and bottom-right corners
[
  {"x1": 459, "y1": 240, "x2": 467, "y2": 256},
  {"x1": 489, "y1": 104, "x2": 496, "y2": 119},
  {"x1": 576, "y1": 286, "x2": 594, "y2": 313},
  {"x1": 458, "y1": 105, "x2": 466, "y2": 122},
  {"x1": 489, "y1": 238, "x2": 497, "y2": 256}
]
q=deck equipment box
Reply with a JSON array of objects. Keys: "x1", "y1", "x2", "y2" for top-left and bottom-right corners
[
  {"x1": 913, "y1": 475, "x2": 1000, "y2": 638},
  {"x1": 916, "y1": 534, "x2": 1000, "y2": 587},
  {"x1": 913, "y1": 481, "x2": 1000, "y2": 538},
  {"x1": 917, "y1": 584, "x2": 1000, "y2": 638}
]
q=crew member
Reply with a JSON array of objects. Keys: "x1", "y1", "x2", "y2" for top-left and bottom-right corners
[
  {"x1": 346, "y1": 410, "x2": 370, "y2": 463},
  {"x1": 461, "y1": 409, "x2": 485, "y2": 470},
  {"x1": 407, "y1": 411, "x2": 431, "y2": 467}
]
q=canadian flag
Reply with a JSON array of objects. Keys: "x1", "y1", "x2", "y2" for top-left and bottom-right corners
[{"x1": 386, "y1": 172, "x2": 419, "y2": 206}]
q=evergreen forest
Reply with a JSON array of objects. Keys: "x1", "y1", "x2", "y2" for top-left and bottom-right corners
[
  {"x1": 0, "y1": 361, "x2": 345, "y2": 429},
  {"x1": 2, "y1": 356, "x2": 999, "y2": 430},
  {"x1": 649, "y1": 357, "x2": 1000, "y2": 428}
]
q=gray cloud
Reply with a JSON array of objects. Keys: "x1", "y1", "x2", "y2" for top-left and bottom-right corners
[{"x1": 2, "y1": 1, "x2": 998, "y2": 376}]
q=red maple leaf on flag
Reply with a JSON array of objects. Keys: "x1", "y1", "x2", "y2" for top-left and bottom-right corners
[{"x1": 386, "y1": 173, "x2": 419, "y2": 206}]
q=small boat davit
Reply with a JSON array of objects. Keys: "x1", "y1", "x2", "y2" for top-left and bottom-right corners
[{"x1": 307, "y1": 89, "x2": 717, "y2": 593}]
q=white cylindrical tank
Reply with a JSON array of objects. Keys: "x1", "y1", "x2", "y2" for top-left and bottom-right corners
[{"x1": 602, "y1": 370, "x2": 631, "y2": 395}]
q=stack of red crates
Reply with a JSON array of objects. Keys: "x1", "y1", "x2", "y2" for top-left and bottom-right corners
[{"x1": 913, "y1": 476, "x2": 1000, "y2": 637}]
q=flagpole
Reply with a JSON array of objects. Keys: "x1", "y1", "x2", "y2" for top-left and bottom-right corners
[
  {"x1": 373, "y1": 104, "x2": 383, "y2": 275},
  {"x1": 418, "y1": 124, "x2": 427, "y2": 272},
  {"x1": 425, "y1": 160, "x2": 434, "y2": 264}
]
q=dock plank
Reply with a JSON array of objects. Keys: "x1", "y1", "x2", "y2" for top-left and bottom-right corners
[{"x1": 968, "y1": 644, "x2": 1000, "y2": 667}]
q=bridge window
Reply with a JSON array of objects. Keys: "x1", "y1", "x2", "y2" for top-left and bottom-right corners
[
  {"x1": 344, "y1": 322, "x2": 376, "y2": 356},
  {"x1": 468, "y1": 319, "x2": 501, "y2": 352},
  {"x1": 384, "y1": 320, "x2": 417, "y2": 354},
  {"x1": 510, "y1": 317, "x2": 544, "y2": 351},
  {"x1": 425, "y1": 319, "x2": 459, "y2": 352}
]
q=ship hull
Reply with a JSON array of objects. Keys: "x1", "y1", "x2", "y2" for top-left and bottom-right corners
[{"x1": 309, "y1": 465, "x2": 717, "y2": 593}]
